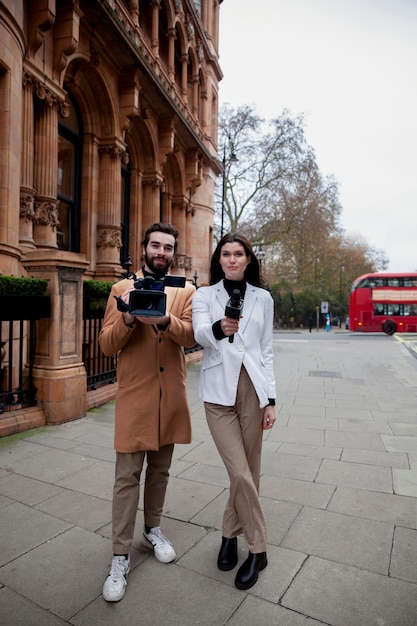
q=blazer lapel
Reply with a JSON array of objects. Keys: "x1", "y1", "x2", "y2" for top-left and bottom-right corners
[
  {"x1": 239, "y1": 286, "x2": 256, "y2": 336},
  {"x1": 215, "y1": 283, "x2": 229, "y2": 311}
]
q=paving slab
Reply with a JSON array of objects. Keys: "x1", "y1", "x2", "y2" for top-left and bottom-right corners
[
  {"x1": 281, "y1": 556, "x2": 417, "y2": 626},
  {"x1": 327, "y1": 486, "x2": 417, "y2": 528},
  {"x1": 281, "y1": 506, "x2": 393, "y2": 574},
  {"x1": 1, "y1": 330, "x2": 417, "y2": 625},
  {"x1": 316, "y1": 458, "x2": 393, "y2": 493}
]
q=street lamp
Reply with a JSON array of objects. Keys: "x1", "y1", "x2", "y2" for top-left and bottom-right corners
[
  {"x1": 255, "y1": 243, "x2": 266, "y2": 268},
  {"x1": 339, "y1": 265, "x2": 345, "y2": 301},
  {"x1": 220, "y1": 138, "x2": 238, "y2": 237},
  {"x1": 339, "y1": 265, "x2": 345, "y2": 326}
]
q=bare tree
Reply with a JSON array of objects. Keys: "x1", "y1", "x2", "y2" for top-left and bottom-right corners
[
  {"x1": 216, "y1": 104, "x2": 306, "y2": 236},
  {"x1": 217, "y1": 103, "x2": 388, "y2": 296}
]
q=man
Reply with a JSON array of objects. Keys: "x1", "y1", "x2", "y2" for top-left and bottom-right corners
[{"x1": 99, "y1": 223, "x2": 196, "y2": 602}]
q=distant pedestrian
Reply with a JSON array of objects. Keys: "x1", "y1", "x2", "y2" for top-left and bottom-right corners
[{"x1": 308, "y1": 313, "x2": 313, "y2": 332}]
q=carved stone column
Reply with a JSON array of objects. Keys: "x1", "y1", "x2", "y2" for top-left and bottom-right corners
[
  {"x1": 200, "y1": 88, "x2": 207, "y2": 129},
  {"x1": 151, "y1": 0, "x2": 161, "y2": 56},
  {"x1": 127, "y1": 167, "x2": 144, "y2": 266},
  {"x1": 167, "y1": 28, "x2": 176, "y2": 82},
  {"x1": 95, "y1": 140, "x2": 126, "y2": 279},
  {"x1": 181, "y1": 53, "x2": 188, "y2": 102},
  {"x1": 161, "y1": 190, "x2": 172, "y2": 224},
  {"x1": 172, "y1": 197, "x2": 187, "y2": 257},
  {"x1": 19, "y1": 71, "x2": 36, "y2": 249},
  {"x1": 33, "y1": 85, "x2": 61, "y2": 248},
  {"x1": 142, "y1": 174, "x2": 163, "y2": 230},
  {"x1": 129, "y1": 1, "x2": 139, "y2": 26},
  {"x1": 192, "y1": 75, "x2": 199, "y2": 118}
]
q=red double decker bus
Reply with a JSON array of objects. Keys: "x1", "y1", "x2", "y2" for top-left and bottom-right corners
[{"x1": 349, "y1": 272, "x2": 417, "y2": 334}]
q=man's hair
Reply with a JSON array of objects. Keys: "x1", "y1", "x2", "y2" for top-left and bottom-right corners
[
  {"x1": 142, "y1": 223, "x2": 179, "y2": 253},
  {"x1": 209, "y1": 232, "x2": 262, "y2": 287}
]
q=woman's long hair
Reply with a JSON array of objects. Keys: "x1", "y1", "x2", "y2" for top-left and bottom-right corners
[{"x1": 209, "y1": 232, "x2": 262, "y2": 287}]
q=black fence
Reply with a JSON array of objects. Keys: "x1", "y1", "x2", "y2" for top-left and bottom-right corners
[
  {"x1": 82, "y1": 297, "x2": 202, "y2": 392},
  {"x1": 0, "y1": 295, "x2": 50, "y2": 414},
  {"x1": 0, "y1": 295, "x2": 200, "y2": 414},
  {"x1": 83, "y1": 298, "x2": 117, "y2": 391}
]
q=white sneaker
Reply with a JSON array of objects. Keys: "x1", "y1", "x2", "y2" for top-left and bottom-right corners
[
  {"x1": 103, "y1": 555, "x2": 130, "y2": 602},
  {"x1": 143, "y1": 526, "x2": 176, "y2": 563}
]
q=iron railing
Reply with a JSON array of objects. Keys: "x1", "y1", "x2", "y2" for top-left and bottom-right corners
[
  {"x1": 83, "y1": 298, "x2": 117, "y2": 391},
  {"x1": 0, "y1": 296, "x2": 50, "y2": 414},
  {"x1": 0, "y1": 295, "x2": 201, "y2": 415},
  {"x1": 0, "y1": 319, "x2": 37, "y2": 413}
]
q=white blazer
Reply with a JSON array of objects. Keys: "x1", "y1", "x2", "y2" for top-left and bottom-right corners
[{"x1": 192, "y1": 280, "x2": 276, "y2": 407}]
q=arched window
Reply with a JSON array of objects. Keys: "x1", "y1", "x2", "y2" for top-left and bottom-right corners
[{"x1": 57, "y1": 91, "x2": 82, "y2": 251}]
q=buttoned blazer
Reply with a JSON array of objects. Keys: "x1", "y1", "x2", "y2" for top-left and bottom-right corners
[
  {"x1": 99, "y1": 270, "x2": 196, "y2": 453},
  {"x1": 192, "y1": 280, "x2": 276, "y2": 407}
]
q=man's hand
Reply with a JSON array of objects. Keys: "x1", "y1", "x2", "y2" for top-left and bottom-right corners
[
  {"x1": 136, "y1": 313, "x2": 170, "y2": 327},
  {"x1": 116, "y1": 287, "x2": 136, "y2": 328}
]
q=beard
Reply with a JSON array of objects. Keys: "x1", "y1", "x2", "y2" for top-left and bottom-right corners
[{"x1": 144, "y1": 253, "x2": 171, "y2": 277}]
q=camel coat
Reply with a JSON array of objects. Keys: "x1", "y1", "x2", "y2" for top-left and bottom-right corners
[{"x1": 99, "y1": 272, "x2": 196, "y2": 453}]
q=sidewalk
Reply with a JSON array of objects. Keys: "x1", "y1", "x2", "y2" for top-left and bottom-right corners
[{"x1": 1, "y1": 330, "x2": 417, "y2": 625}]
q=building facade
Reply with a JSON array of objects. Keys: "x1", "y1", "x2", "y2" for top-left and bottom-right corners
[{"x1": 0, "y1": 0, "x2": 223, "y2": 434}]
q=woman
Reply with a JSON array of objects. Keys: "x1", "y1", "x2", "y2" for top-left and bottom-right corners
[{"x1": 192, "y1": 232, "x2": 276, "y2": 590}]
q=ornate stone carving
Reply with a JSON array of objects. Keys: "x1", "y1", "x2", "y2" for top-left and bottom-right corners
[
  {"x1": 97, "y1": 225, "x2": 123, "y2": 249},
  {"x1": 173, "y1": 254, "x2": 192, "y2": 271},
  {"x1": 22, "y1": 69, "x2": 34, "y2": 89},
  {"x1": 187, "y1": 20, "x2": 195, "y2": 40},
  {"x1": 20, "y1": 190, "x2": 36, "y2": 221},
  {"x1": 198, "y1": 43, "x2": 204, "y2": 62},
  {"x1": 143, "y1": 175, "x2": 163, "y2": 188},
  {"x1": 98, "y1": 145, "x2": 126, "y2": 160},
  {"x1": 24, "y1": 70, "x2": 67, "y2": 113},
  {"x1": 59, "y1": 101, "x2": 71, "y2": 118},
  {"x1": 33, "y1": 199, "x2": 60, "y2": 230}
]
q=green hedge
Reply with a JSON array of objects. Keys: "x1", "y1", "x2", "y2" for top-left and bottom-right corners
[
  {"x1": 83, "y1": 279, "x2": 113, "y2": 299},
  {"x1": 0, "y1": 275, "x2": 48, "y2": 295}
]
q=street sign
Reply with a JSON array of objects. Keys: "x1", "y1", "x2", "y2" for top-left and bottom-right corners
[{"x1": 321, "y1": 301, "x2": 329, "y2": 314}]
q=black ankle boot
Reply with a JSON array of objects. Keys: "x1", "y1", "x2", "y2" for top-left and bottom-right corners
[
  {"x1": 217, "y1": 536, "x2": 238, "y2": 571},
  {"x1": 235, "y1": 552, "x2": 267, "y2": 590}
]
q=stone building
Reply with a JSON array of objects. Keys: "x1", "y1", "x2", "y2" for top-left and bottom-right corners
[{"x1": 0, "y1": 0, "x2": 223, "y2": 434}]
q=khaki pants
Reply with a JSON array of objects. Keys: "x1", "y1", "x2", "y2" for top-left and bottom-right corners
[
  {"x1": 204, "y1": 367, "x2": 267, "y2": 553},
  {"x1": 111, "y1": 444, "x2": 174, "y2": 554}
]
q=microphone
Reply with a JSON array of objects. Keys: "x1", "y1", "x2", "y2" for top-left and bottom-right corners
[{"x1": 224, "y1": 289, "x2": 243, "y2": 343}]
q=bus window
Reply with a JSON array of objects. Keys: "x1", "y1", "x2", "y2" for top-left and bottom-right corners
[{"x1": 387, "y1": 279, "x2": 400, "y2": 287}]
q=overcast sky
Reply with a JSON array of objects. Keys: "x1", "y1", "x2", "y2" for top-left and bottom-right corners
[{"x1": 218, "y1": 0, "x2": 417, "y2": 272}]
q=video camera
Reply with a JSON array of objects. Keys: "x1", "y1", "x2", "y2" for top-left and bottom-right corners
[{"x1": 115, "y1": 275, "x2": 186, "y2": 317}]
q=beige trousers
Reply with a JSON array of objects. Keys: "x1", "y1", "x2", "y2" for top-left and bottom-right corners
[
  {"x1": 111, "y1": 444, "x2": 174, "y2": 554},
  {"x1": 204, "y1": 366, "x2": 267, "y2": 553}
]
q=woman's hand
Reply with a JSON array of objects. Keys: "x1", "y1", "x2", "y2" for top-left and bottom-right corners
[
  {"x1": 262, "y1": 405, "x2": 276, "y2": 430},
  {"x1": 220, "y1": 315, "x2": 239, "y2": 338}
]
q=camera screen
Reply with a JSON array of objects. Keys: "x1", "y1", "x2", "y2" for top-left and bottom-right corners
[{"x1": 129, "y1": 290, "x2": 167, "y2": 317}]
